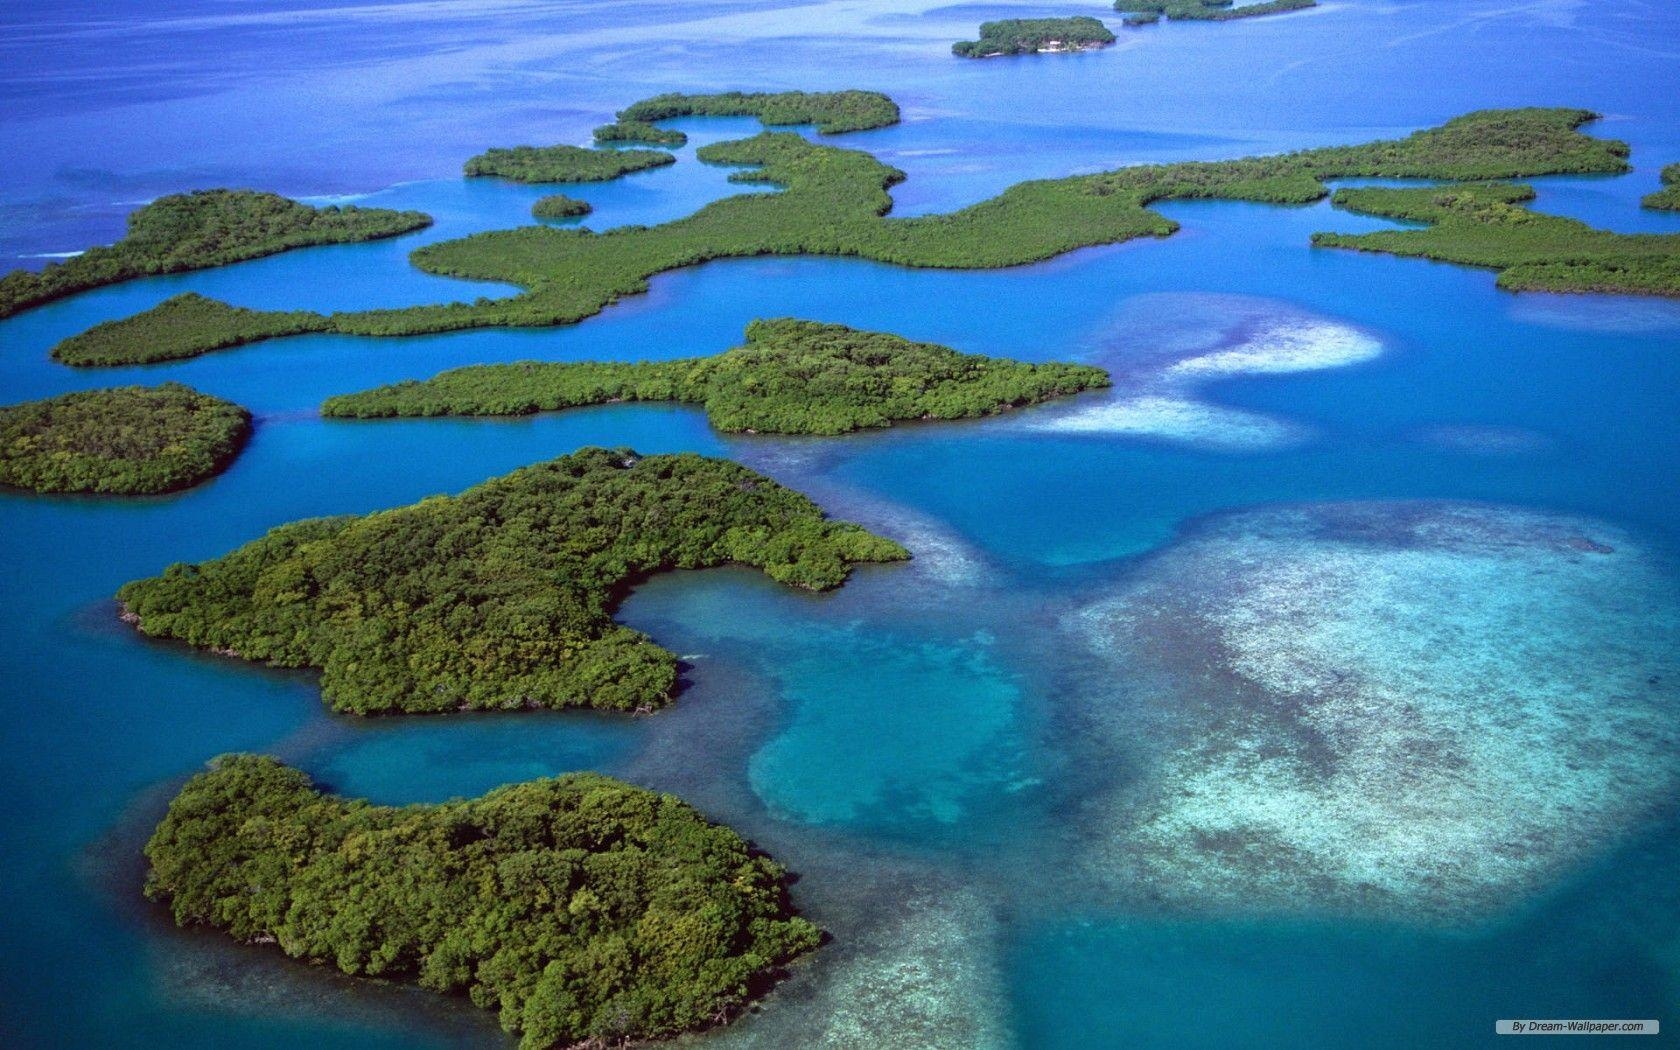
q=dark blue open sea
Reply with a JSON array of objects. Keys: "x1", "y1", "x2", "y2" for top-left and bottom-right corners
[{"x1": 2, "y1": 1, "x2": 1678, "y2": 1046}]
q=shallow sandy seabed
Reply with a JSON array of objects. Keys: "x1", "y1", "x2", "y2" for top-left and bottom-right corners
[{"x1": 1067, "y1": 500, "x2": 1680, "y2": 924}]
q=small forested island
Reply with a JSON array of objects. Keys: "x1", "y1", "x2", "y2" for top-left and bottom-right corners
[
  {"x1": 1314, "y1": 183, "x2": 1680, "y2": 296},
  {"x1": 55, "y1": 107, "x2": 1642, "y2": 366},
  {"x1": 463, "y1": 144, "x2": 675, "y2": 183},
  {"x1": 531, "y1": 194, "x2": 592, "y2": 220},
  {"x1": 117, "y1": 448, "x2": 907, "y2": 714},
  {"x1": 615, "y1": 90, "x2": 900, "y2": 135},
  {"x1": 0, "y1": 383, "x2": 250, "y2": 495},
  {"x1": 1644, "y1": 163, "x2": 1680, "y2": 210},
  {"x1": 1116, "y1": 0, "x2": 1316, "y2": 24},
  {"x1": 0, "y1": 190, "x2": 430, "y2": 320},
  {"x1": 146, "y1": 754, "x2": 820, "y2": 1049},
  {"x1": 324, "y1": 318, "x2": 1110, "y2": 433},
  {"x1": 54, "y1": 292, "x2": 332, "y2": 367},
  {"x1": 594, "y1": 121, "x2": 688, "y2": 147},
  {"x1": 953, "y1": 18, "x2": 1116, "y2": 58}
]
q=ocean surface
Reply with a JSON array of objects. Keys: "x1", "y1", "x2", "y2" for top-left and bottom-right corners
[{"x1": 2, "y1": 0, "x2": 1679, "y2": 1046}]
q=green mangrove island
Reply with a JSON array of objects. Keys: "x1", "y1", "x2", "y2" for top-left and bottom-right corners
[
  {"x1": 594, "y1": 121, "x2": 688, "y2": 147},
  {"x1": 1314, "y1": 183, "x2": 1680, "y2": 296},
  {"x1": 953, "y1": 18, "x2": 1116, "y2": 58},
  {"x1": 531, "y1": 194, "x2": 592, "y2": 220},
  {"x1": 1644, "y1": 163, "x2": 1680, "y2": 210},
  {"x1": 615, "y1": 89, "x2": 900, "y2": 134},
  {"x1": 52, "y1": 107, "x2": 1645, "y2": 366},
  {"x1": 322, "y1": 318, "x2": 1110, "y2": 433},
  {"x1": 1116, "y1": 0, "x2": 1316, "y2": 24},
  {"x1": 0, "y1": 382, "x2": 250, "y2": 495},
  {"x1": 117, "y1": 447, "x2": 907, "y2": 714},
  {"x1": 464, "y1": 144, "x2": 675, "y2": 183},
  {"x1": 0, "y1": 190, "x2": 429, "y2": 320},
  {"x1": 147, "y1": 754, "x2": 819, "y2": 1049}
]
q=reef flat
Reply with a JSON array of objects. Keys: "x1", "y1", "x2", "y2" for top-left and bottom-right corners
[
  {"x1": 117, "y1": 447, "x2": 908, "y2": 715},
  {"x1": 0, "y1": 382, "x2": 250, "y2": 495},
  {"x1": 0, "y1": 190, "x2": 430, "y2": 320},
  {"x1": 54, "y1": 107, "x2": 1634, "y2": 367},
  {"x1": 463, "y1": 144, "x2": 675, "y2": 183},
  {"x1": 146, "y1": 755, "x2": 819, "y2": 1049},
  {"x1": 1068, "y1": 501, "x2": 1680, "y2": 924},
  {"x1": 953, "y1": 18, "x2": 1116, "y2": 58},
  {"x1": 321, "y1": 318, "x2": 1109, "y2": 434},
  {"x1": 1315, "y1": 182, "x2": 1680, "y2": 295}
]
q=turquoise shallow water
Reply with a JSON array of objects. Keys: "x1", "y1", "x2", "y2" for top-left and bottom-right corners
[{"x1": 3, "y1": 1, "x2": 1680, "y2": 1047}]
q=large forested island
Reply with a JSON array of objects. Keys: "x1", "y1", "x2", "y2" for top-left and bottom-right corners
[
  {"x1": 463, "y1": 144, "x2": 676, "y2": 183},
  {"x1": 1116, "y1": 0, "x2": 1316, "y2": 24},
  {"x1": 1313, "y1": 183, "x2": 1680, "y2": 295},
  {"x1": 147, "y1": 754, "x2": 820, "y2": 1049},
  {"x1": 322, "y1": 318, "x2": 1110, "y2": 433},
  {"x1": 50, "y1": 107, "x2": 1645, "y2": 366},
  {"x1": 117, "y1": 448, "x2": 907, "y2": 715},
  {"x1": 615, "y1": 89, "x2": 900, "y2": 134},
  {"x1": 953, "y1": 18, "x2": 1116, "y2": 58},
  {"x1": 0, "y1": 190, "x2": 430, "y2": 320},
  {"x1": 0, "y1": 383, "x2": 250, "y2": 494}
]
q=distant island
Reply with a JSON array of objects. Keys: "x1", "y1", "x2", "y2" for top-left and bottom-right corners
[
  {"x1": 51, "y1": 107, "x2": 1654, "y2": 367},
  {"x1": 463, "y1": 144, "x2": 675, "y2": 183},
  {"x1": 322, "y1": 318, "x2": 1110, "y2": 433},
  {"x1": 594, "y1": 120, "x2": 688, "y2": 147},
  {"x1": 953, "y1": 17, "x2": 1116, "y2": 58},
  {"x1": 0, "y1": 190, "x2": 429, "y2": 320},
  {"x1": 531, "y1": 194, "x2": 592, "y2": 220},
  {"x1": 1116, "y1": 0, "x2": 1316, "y2": 24},
  {"x1": 0, "y1": 383, "x2": 250, "y2": 494},
  {"x1": 615, "y1": 89, "x2": 900, "y2": 135},
  {"x1": 118, "y1": 448, "x2": 908, "y2": 715},
  {"x1": 147, "y1": 754, "x2": 820, "y2": 1049},
  {"x1": 1314, "y1": 183, "x2": 1680, "y2": 296},
  {"x1": 1645, "y1": 163, "x2": 1679, "y2": 210}
]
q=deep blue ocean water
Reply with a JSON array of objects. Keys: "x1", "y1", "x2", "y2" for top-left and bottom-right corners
[{"x1": 2, "y1": 1, "x2": 1679, "y2": 1046}]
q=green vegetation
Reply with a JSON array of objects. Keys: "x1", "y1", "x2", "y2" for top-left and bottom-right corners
[
  {"x1": 0, "y1": 190, "x2": 429, "y2": 321},
  {"x1": 953, "y1": 17, "x2": 1115, "y2": 57},
  {"x1": 594, "y1": 121, "x2": 688, "y2": 147},
  {"x1": 146, "y1": 754, "x2": 819, "y2": 1049},
  {"x1": 0, "y1": 382, "x2": 250, "y2": 495},
  {"x1": 1313, "y1": 182, "x2": 1680, "y2": 296},
  {"x1": 53, "y1": 292, "x2": 332, "y2": 367},
  {"x1": 1644, "y1": 163, "x2": 1680, "y2": 211},
  {"x1": 1116, "y1": 0, "x2": 1316, "y2": 21},
  {"x1": 463, "y1": 145, "x2": 675, "y2": 183},
  {"x1": 58, "y1": 108, "x2": 1637, "y2": 365},
  {"x1": 118, "y1": 448, "x2": 906, "y2": 714},
  {"x1": 324, "y1": 318, "x2": 1110, "y2": 433},
  {"x1": 616, "y1": 90, "x2": 900, "y2": 135},
  {"x1": 531, "y1": 195, "x2": 592, "y2": 221}
]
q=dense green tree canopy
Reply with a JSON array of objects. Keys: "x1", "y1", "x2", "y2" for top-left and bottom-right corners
[
  {"x1": 1115, "y1": 0, "x2": 1315, "y2": 22},
  {"x1": 1313, "y1": 182, "x2": 1680, "y2": 295},
  {"x1": 1644, "y1": 163, "x2": 1680, "y2": 211},
  {"x1": 146, "y1": 755, "x2": 820, "y2": 1049},
  {"x1": 54, "y1": 108, "x2": 1639, "y2": 366},
  {"x1": 593, "y1": 121, "x2": 688, "y2": 147},
  {"x1": 463, "y1": 145, "x2": 675, "y2": 183},
  {"x1": 531, "y1": 194, "x2": 593, "y2": 220},
  {"x1": 53, "y1": 292, "x2": 333, "y2": 367},
  {"x1": 615, "y1": 90, "x2": 900, "y2": 134},
  {"x1": 953, "y1": 18, "x2": 1116, "y2": 58},
  {"x1": 0, "y1": 190, "x2": 430, "y2": 320},
  {"x1": 118, "y1": 448, "x2": 907, "y2": 714},
  {"x1": 324, "y1": 318, "x2": 1110, "y2": 433},
  {"x1": 0, "y1": 382, "x2": 250, "y2": 494}
]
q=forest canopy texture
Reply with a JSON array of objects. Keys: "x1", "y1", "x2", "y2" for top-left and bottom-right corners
[
  {"x1": 322, "y1": 318, "x2": 1111, "y2": 434},
  {"x1": 0, "y1": 382, "x2": 250, "y2": 494},
  {"x1": 117, "y1": 448, "x2": 908, "y2": 714},
  {"x1": 145, "y1": 755, "x2": 820, "y2": 1049}
]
